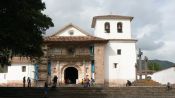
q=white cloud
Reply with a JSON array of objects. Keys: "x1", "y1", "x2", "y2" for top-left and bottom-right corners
[
  {"x1": 136, "y1": 24, "x2": 165, "y2": 50},
  {"x1": 143, "y1": 41, "x2": 175, "y2": 63}
]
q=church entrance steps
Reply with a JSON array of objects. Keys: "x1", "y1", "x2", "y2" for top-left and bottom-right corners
[
  {"x1": 132, "y1": 79, "x2": 161, "y2": 86},
  {"x1": 0, "y1": 87, "x2": 175, "y2": 98}
]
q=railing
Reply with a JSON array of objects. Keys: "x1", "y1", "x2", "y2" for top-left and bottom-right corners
[
  {"x1": 136, "y1": 70, "x2": 155, "y2": 75},
  {"x1": 48, "y1": 51, "x2": 93, "y2": 56},
  {"x1": 47, "y1": 51, "x2": 94, "y2": 60}
]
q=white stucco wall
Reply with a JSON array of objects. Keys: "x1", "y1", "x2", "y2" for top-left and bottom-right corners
[
  {"x1": 93, "y1": 17, "x2": 137, "y2": 86},
  {"x1": 104, "y1": 41, "x2": 136, "y2": 85},
  {"x1": 151, "y1": 67, "x2": 175, "y2": 84},
  {"x1": 94, "y1": 19, "x2": 132, "y2": 39},
  {"x1": 0, "y1": 64, "x2": 34, "y2": 83},
  {"x1": 0, "y1": 73, "x2": 7, "y2": 83},
  {"x1": 56, "y1": 27, "x2": 86, "y2": 36}
]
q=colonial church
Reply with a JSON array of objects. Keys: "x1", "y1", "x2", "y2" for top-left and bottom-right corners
[{"x1": 0, "y1": 15, "x2": 137, "y2": 87}]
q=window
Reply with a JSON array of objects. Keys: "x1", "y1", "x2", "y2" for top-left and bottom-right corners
[
  {"x1": 67, "y1": 47, "x2": 75, "y2": 55},
  {"x1": 104, "y1": 22, "x2": 110, "y2": 33},
  {"x1": 69, "y1": 30, "x2": 74, "y2": 35},
  {"x1": 114, "y1": 63, "x2": 118, "y2": 68},
  {"x1": 22, "y1": 66, "x2": 26, "y2": 72},
  {"x1": 89, "y1": 46, "x2": 94, "y2": 55},
  {"x1": 117, "y1": 22, "x2": 123, "y2": 33},
  {"x1": 117, "y1": 49, "x2": 121, "y2": 55}
]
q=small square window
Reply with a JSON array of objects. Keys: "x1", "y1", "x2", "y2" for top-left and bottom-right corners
[
  {"x1": 114, "y1": 63, "x2": 118, "y2": 68},
  {"x1": 22, "y1": 66, "x2": 26, "y2": 72},
  {"x1": 117, "y1": 49, "x2": 121, "y2": 55}
]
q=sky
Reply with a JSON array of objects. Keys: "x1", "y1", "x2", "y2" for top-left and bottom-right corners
[{"x1": 42, "y1": 0, "x2": 175, "y2": 63}]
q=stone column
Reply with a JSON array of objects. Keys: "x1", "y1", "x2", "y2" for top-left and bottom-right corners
[
  {"x1": 37, "y1": 45, "x2": 48, "y2": 87},
  {"x1": 94, "y1": 43, "x2": 105, "y2": 86}
]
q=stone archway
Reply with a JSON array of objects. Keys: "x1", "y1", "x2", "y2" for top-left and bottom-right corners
[
  {"x1": 64, "y1": 67, "x2": 78, "y2": 84},
  {"x1": 61, "y1": 65, "x2": 82, "y2": 84}
]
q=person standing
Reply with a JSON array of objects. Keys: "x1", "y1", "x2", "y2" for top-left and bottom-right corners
[
  {"x1": 84, "y1": 76, "x2": 90, "y2": 87},
  {"x1": 91, "y1": 78, "x2": 95, "y2": 87},
  {"x1": 87, "y1": 78, "x2": 90, "y2": 87},
  {"x1": 44, "y1": 81, "x2": 48, "y2": 98},
  {"x1": 23, "y1": 76, "x2": 26, "y2": 87},
  {"x1": 81, "y1": 79, "x2": 84, "y2": 85},
  {"x1": 27, "y1": 77, "x2": 31, "y2": 87},
  {"x1": 52, "y1": 75, "x2": 58, "y2": 88}
]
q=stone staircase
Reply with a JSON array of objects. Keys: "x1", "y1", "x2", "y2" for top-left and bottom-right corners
[
  {"x1": 132, "y1": 79, "x2": 161, "y2": 86},
  {"x1": 0, "y1": 87, "x2": 175, "y2": 98}
]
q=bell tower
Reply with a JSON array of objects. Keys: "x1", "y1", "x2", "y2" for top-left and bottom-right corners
[
  {"x1": 92, "y1": 15, "x2": 133, "y2": 39},
  {"x1": 91, "y1": 15, "x2": 137, "y2": 86}
]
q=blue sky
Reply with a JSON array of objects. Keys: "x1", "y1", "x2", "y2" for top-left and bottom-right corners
[{"x1": 42, "y1": 0, "x2": 175, "y2": 63}]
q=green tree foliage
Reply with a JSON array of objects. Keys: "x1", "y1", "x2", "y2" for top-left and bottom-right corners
[
  {"x1": 148, "y1": 62, "x2": 160, "y2": 71},
  {"x1": 0, "y1": 0, "x2": 54, "y2": 65}
]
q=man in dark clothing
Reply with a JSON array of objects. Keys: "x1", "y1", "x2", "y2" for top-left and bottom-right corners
[
  {"x1": 27, "y1": 77, "x2": 31, "y2": 87},
  {"x1": 23, "y1": 76, "x2": 26, "y2": 87},
  {"x1": 52, "y1": 75, "x2": 58, "y2": 88},
  {"x1": 126, "y1": 80, "x2": 132, "y2": 86},
  {"x1": 44, "y1": 81, "x2": 48, "y2": 98},
  {"x1": 167, "y1": 82, "x2": 171, "y2": 90}
]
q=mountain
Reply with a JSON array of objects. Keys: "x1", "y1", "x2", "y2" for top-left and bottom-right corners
[{"x1": 148, "y1": 60, "x2": 175, "y2": 70}]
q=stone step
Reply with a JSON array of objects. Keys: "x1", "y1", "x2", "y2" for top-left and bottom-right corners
[{"x1": 0, "y1": 87, "x2": 175, "y2": 98}]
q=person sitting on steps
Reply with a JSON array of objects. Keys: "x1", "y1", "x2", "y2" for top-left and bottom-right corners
[
  {"x1": 167, "y1": 82, "x2": 172, "y2": 90},
  {"x1": 126, "y1": 80, "x2": 132, "y2": 86}
]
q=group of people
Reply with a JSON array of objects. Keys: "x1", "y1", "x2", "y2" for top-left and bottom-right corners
[
  {"x1": 82, "y1": 77, "x2": 95, "y2": 87},
  {"x1": 23, "y1": 76, "x2": 31, "y2": 87}
]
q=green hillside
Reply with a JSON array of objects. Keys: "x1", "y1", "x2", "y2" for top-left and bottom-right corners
[{"x1": 148, "y1": 60, "x2": 175, "y2": 70}]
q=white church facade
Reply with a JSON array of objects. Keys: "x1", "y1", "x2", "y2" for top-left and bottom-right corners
[{"x1": 0, "y1": 15, "x2": 137, "y2": 87}]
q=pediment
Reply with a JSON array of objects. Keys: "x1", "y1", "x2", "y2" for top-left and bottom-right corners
[
  {"x1": 51, "y1": 23, "x2": 90, "y2": 37},
  {"x1": 44, "y1": 23, "x2": 108, "y2": 43}
]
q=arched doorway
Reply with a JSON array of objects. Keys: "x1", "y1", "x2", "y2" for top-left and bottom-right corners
[{"x1": 64, "y1": 67, "x2": 78, "y2": 84}]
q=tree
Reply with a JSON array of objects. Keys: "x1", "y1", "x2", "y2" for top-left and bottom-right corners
[
  {"x1": 148, "y1": 62, "x2": 160, "y2": 71},
  {"x1": 0, "y1": 0, "x2": 54, "y2": 65}
]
